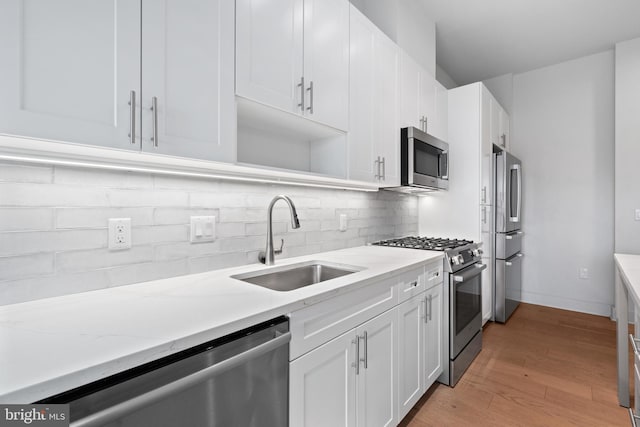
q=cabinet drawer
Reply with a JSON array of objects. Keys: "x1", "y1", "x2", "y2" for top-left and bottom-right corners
[
  {"x1": 397, "y1": 267, "x2": 426, "y2": 304},
  {"x1": 290, "y1": 278, "x2": 397, "y2": 360},
  {"x1": 424, "y1": 261, "x2": 443, "y2": 290}
]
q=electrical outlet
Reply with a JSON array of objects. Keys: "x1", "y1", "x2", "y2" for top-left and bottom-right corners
[
  {"x1": 108, "y1": 218, "x2": 131, "y2": 250},
  {"x1": 579, "y1": 267, "x2": 589, "y2": 280},
  {"x1": 635, "y1": 209, "x2": 640, "y2": 221},
  {"x1": 190, "y1": 216, "x2": 216, "y2": 243}
]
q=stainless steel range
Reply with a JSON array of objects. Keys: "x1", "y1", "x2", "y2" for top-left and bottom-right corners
[{"x1": 372, "y1": 236, "x2": 486, "y2": 386}]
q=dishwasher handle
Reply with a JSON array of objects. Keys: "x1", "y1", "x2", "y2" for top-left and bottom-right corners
[{"x1": 70, "y1": 331, "x2": 291, "y2": 427}]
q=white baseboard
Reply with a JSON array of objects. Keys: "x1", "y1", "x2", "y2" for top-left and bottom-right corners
[{"x1": 520, "y1": 291, "x2": 612, "y2": 317}]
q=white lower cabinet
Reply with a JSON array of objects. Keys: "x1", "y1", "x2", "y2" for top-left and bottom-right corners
[
  {"x1": 290, "y1": 260, "x2": 444, "y2": 426},
  {"x1": 356, "y1": 309, "x2": 398, "y2": 427},
  {"x1": 290, "y1": 330, "x2": 357, "y2": 427},
  {"x1": 290, "y1": 308, "x2": 397, "y2": 427},
  {"x1": 423, "y1": 283, "x2": 444, "y2": 387},
  {"x1": 397, "y1": 293, "x2": 424, "y2": 420},
  {"x1": 397, "y1": 282, "x2": 443, "y2": 421}
]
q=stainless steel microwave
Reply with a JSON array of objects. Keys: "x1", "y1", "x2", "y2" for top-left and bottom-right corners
[{"x1": 393, "y1": 126, "x2": 449, "y2": 192}]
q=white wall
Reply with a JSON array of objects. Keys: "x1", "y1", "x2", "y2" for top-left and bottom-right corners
[
  {"x1": 511, "y1": 50, "x2": 615, "y2": 316},
  {"x1": 436, "y1": 65, "x2": 458, "y2": 90},
  {"x1": 615, "y1": 37, "x2": 640, "y2": 254},
  {"x1": 483, "y1": 73, "x2": 514, "y2": 115},
  {"x1": 0, "y1": 162, "x2": 418, "y2": 305},
  {"x1": 349, "y1": 0, "x2": 436, "y2": 76}
]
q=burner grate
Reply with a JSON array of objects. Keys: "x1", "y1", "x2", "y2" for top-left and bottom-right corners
[{"x1": 372, "y1": 236, "x2": 473, "y2": 251}]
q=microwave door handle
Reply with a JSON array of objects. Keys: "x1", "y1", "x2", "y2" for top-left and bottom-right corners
[
  {"x1": 440, "y1": 151, "x2": 449, "y2": 179},
  {"x1": 517, "y1": 164, "x2": 522, "y2": 221}
]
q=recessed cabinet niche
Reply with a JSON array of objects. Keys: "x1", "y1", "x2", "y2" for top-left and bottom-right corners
[{"x1": 0, "y1": 0, "x2": 236, "y2": 162}]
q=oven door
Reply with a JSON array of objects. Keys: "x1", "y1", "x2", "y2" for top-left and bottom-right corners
[{"x1": 450, "y1": 263, "x2": 486, "y2": 358}]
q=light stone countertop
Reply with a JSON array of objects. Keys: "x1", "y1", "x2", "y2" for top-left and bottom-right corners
[
  {"x1": 0, "y1": 245, "x2": 442, "y2": 403},
  {"x1": 615, "y1": 253, "x2": 640, "y2": 307}
]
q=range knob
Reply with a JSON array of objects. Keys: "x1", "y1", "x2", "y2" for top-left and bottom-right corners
[
  {"x1": 472, "y1": 248, "x2": 483, "y2": 257},
  {"x1": 451, "y1": 254, "x2": 464, "y2": 265}
]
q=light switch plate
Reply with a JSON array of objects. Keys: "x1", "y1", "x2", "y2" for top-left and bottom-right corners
[
  {"x1": 108, "y1": 218, "x2": 131, "y2": 250},
  {"x1": 190, "y1": 216, "x2": 215, "y2": 243},
  {"x1": 579, "y1": 267, "x2": 589, "y2": 280},
  {"x1": 635, "y1": 209, "x2": 640, "y2": 221}
]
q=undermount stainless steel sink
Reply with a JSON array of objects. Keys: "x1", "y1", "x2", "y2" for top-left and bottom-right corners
[{"x1": 232, "y1": 261, "x2": 364, "y2": 292}]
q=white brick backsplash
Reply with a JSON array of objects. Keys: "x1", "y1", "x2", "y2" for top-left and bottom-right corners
[
  {"x1": 0, "y1": 208, "x2": 53, "y2": 231},
  {"x1": 0, "y1": 162, "x2": 53, "y2": 183},
  {"x1": 54, "y1": 167, "x2": 153, "y2": 188},
  {"x1": 55, "y1": 207, "x2": 154, "y2": 229},
  {"x1": 190, "y1": 192, "x2": 246, "y2": 208},
  {"x1": 0, "y1": 230, "x2": 106, "y2": 256},
  {"x1": 56, "y1": 247, "x2": 154, "y2": 273},
  {"x1": 109, "y1": 189, "x2": 189, "y2": 207},
  {"x1": 134, "y1": 225, "x2": 188, "y2": 245},
  {"x1": 1, "y1": 183, "x2": 109, "y2": 207},
  {"x1": 188, "y1": 253, "x2": 248, "y2": 274},
  {"x1": 0, "y1": 162, "x2": 418, "y2": 305},
  {"x1": 0, "y1": 253, "x2": 54, "y2": 281},
  {"x1": 153, "y1": 208, "x2": 219, "y2": 225}
]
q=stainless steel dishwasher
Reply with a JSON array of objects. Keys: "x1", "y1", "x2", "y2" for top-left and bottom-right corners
[{"x1": 41, "y1": 316, "x2": 290, "y2": 427}]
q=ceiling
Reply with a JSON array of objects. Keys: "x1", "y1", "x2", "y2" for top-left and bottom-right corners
[{"x1": 421, "y1": 0, "x2": 640, "y2": 85}]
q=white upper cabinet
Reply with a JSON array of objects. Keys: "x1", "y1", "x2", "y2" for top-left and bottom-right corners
[
  {"x1": 0, "y1": 0, "x2": 235, "y2": 162},
  {"x1": 236, "y1": 0, "x2": 349, "y2": 131},
  {"x1": 431, "y1": 81, "x2": 449, "y2": 141},
  {"x1": 235, "y1": 0, "x2": 304, "y2": 114},
  {"x1": 141, "y1": 0, "x2": 235, "y2": 161},
  {"x1": 399, "y1": 50, "x2": 438, "y2": 135},
  {"x1": 348, "y1": 6, "x2": 399, "y2": 186},
  {"x1": 0, "y1": 0, "x2": 140, "y2": 150}
]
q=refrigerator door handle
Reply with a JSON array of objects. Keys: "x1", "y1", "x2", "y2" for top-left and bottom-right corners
[{"x1": 509, "y1": 163, "x2": 522, "y2": 223}]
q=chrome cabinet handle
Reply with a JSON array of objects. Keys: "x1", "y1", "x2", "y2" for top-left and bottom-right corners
[
  {"x1": 380, "y1": 157, "x2": 386, "y2": 181},
  {"x1": 482, "y1": 206, "x2": 487, "y2": 224},
  {"x1": 128, "y1": 90, "x2": 136, "y2": 145},
  {"x1": 408, "y1": 280, "x2": 418, "y2": 288},
  {"x1": 421, "y1": 298, "x2": 427, "y2": 321},
  {"x1": 428, "y1": 294, "x2": 433, "y2": 321},
  {"x1": 306, "y1": 80, "x2": 314, "y2": 114},
  {"x1": 353, "y1": 335, "x2": 360, "y2": 375},
  {"x1": 69, "y1": 331, "x2": 291, "y2": 427},
  {"x1": 297, "y1": 76, "x2": 305, "y2": 112},
  {"x1": 501, "y1": 133, "x2": 506, "y2": 147},
  {"x1": 505, "y1": 235, "x2": 513, "y2": 240},
  {"x1": 151, "y1": 96, "x2": 158, "y2": 148},
  {"x1": 482, "y1": 186, "x2": 487, "y2": 204},
  {"x1": 361, "y1": 331, "x2": 368, "y2": 369},
  {"x1": 374, "y1": 156, "x2": 381, "y2": 180},
  {"x1": 423, "y1": 116, "x2": 428, "y2": 132},
  {"x1": 505, "y1": 261, "x2": 512, "y2": 266},
  {"x1": 424, "y1": 295, "x2": 429, "y2": 324}
]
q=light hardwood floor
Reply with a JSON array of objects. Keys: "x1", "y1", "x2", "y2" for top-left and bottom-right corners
[{"x1": 400, "y1": 303, "x2": 630, "y2": 427}]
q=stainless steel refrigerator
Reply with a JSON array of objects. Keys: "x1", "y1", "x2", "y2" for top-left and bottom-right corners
[{"x1": 493, "y1": 151, "x2": 523, "y2": 323}]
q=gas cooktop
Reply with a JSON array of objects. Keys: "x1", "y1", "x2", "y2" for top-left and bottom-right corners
[{"x1": 371, "y1": 236, "x2": 474, "y2": 251}]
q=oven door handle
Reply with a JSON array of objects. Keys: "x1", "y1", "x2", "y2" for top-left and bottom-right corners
[{"x1": 453, "y1": 264, "x2": 487, "y2": 283}]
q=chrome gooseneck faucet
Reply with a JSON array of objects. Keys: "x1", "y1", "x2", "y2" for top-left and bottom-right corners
[{"x1": 259, "y1": 195, "x2": 300, "y2": 265}]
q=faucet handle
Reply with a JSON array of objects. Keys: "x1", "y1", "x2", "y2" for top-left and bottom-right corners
[{"x1": 275, "y1": 239, "x2": 284, "y2": 255}]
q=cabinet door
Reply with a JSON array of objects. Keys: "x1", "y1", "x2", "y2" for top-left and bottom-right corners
[
  {"x1": 420, "y1": 70, "x2": 436, "y2": 134},
  {"x1": 431, "y1": 81, "x2": 448, "y2": 141},
  {"x1": 374, "y1": 32, "x2": 400, "y2": 187},
  {"x1": 399, "y1": 51, "x2": 422, "y2": 129},
  {"x1": 0, "y1": 0, "x2": 140, "y2": 150},
  {"x1": 290, "y1": 330, "x2": 357, "y2": 427},
  {"x1": 424, "y1": 282, "x2": 443, "y2": 389},
  {"x1": 357, "y1": 308, "x2": 398, "y2": 427},
  {"x1": 397, "y1": 295, "x2": 424, "y2": 421},
  {"x1": 499, "y1": 108, "x2": 510, "y2": 151},
  {"x1": 490, "y1": 96, "x2": 500, "y2": 147},
  {"x1": 303, "y1": 0, "x2": 349, "y2": 131},
  {"x1": 236, "y1": 0, "x2": 303, "y2": 114},
  {"x1": 348, "y1": 6, "x2": 376, "y2": 182},
  {"x1": 141, "y1": 0, "x2": 235, "y2": 162}
]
